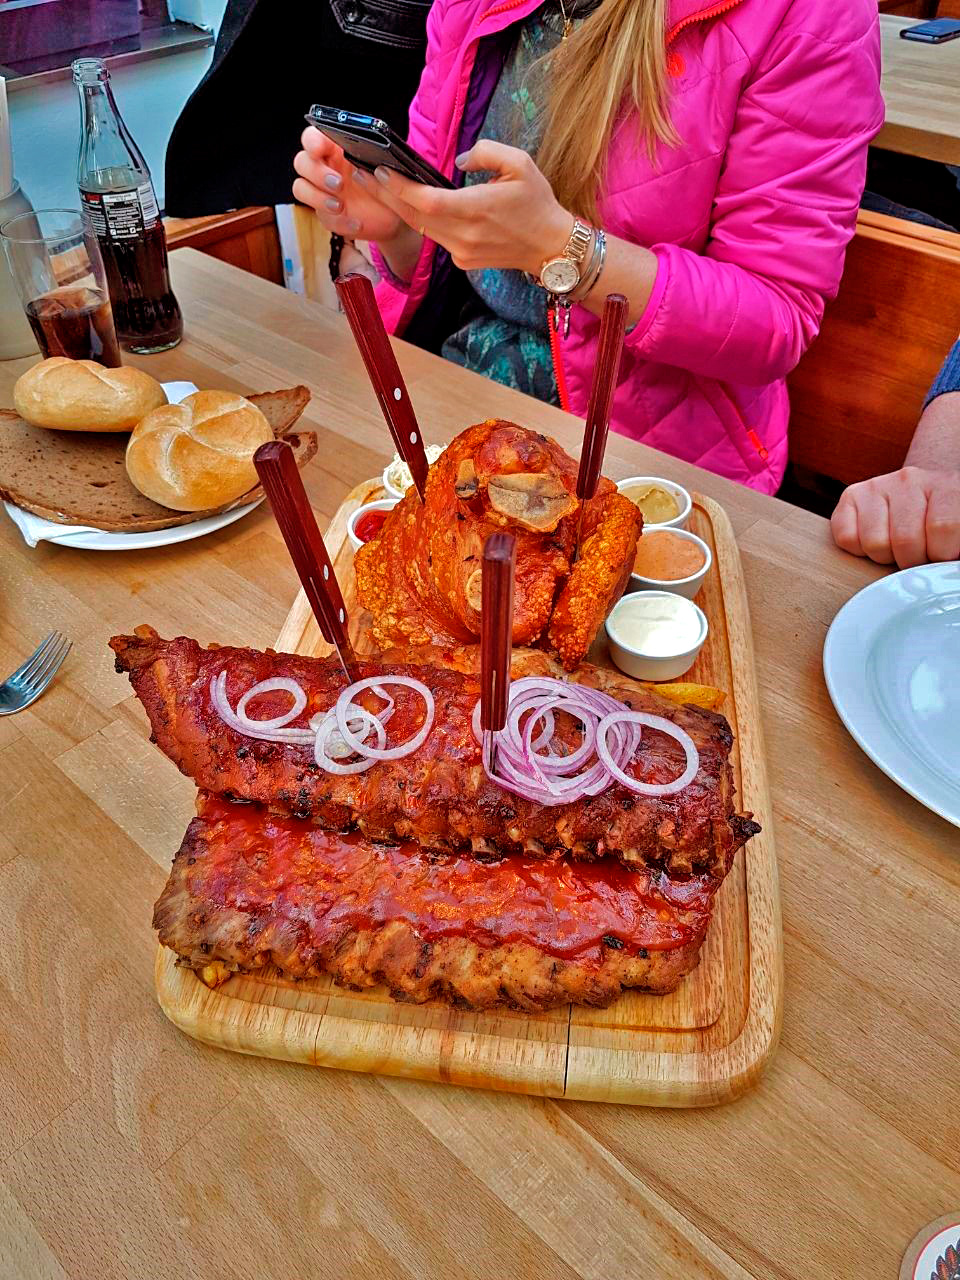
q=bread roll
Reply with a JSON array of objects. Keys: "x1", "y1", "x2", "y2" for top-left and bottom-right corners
[
  {"x1": 13, "y1": 358, "x2": 166, "y2": 431},
  {"x1": 125, "y1": 390, "x2": 274, "y2": 512}
]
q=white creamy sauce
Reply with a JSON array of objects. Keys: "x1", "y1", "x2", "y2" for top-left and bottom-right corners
[
  {"x1": 386, "y1": 443, "x2": 445, "y2": 492},
  {"x1": 612, "y1": 594, "x2": 702, "y2": 656}
]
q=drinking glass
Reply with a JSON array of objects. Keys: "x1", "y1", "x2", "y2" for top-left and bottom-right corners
[{"x1": 0, "y1": 208, "x2": 122, "y2": 366}]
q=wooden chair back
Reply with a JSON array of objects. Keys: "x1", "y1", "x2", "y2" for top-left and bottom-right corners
[
  {"x1": 877, "y1": 0, "x2": 937, "y2": 14},
  {"x1": 165, "y1": 207, "x2": 284, "y2": 287},
  {"x1": 787, "y1": 211, "x2": 960, "y2": 484}
]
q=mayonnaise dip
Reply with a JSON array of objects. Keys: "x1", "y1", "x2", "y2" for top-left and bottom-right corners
[
  {"x1": 384, "y1": 443, "x2": 445, "y2": 495},
  {"x1": 609, "y1": 592, "x2": 703, "y2": 656}
]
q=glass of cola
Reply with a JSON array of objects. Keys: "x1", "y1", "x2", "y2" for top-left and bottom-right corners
[{"x1": 0, "y1": 208, "x2": 122, "y2": 366}]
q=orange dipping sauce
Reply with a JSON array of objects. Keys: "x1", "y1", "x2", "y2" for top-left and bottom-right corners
[{"x1": 633, "y1": 530, "x2": 705, "y2": 581}]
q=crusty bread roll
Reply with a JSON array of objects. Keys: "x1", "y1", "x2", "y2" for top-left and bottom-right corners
[
  {"x1": 125, "y1": 390, "x2": 274, "y2": 512},
  {"x1": 13, "y1": 357, "x2": 167, "y2": 432}
]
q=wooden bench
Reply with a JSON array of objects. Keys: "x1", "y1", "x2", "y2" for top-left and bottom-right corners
[
  {"x1": 878, "y1": 1, "x2": 935, "y2": 14},
  {"x1": 878, "y1": 1, "x2": 960, "y2": 18},
  {"x1": 787, "y1": 210, "x2": 960, "y2": 485}
]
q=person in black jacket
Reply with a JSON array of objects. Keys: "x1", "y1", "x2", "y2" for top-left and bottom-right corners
[{"x1": 165, "y1": 0, "x2": 432, "y2": 215}]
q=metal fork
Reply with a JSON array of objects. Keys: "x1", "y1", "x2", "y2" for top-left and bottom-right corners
[{"x1": 0, "y1": 632, "x2": 72, "y2": 715}]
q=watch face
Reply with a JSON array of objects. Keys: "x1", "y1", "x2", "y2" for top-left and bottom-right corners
[{"x1": 541, "y1": 258, "x2": 580, "y2": 294}]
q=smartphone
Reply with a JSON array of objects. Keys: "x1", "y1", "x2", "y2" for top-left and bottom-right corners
[
  {"x1": 305, "y1": 106, "x2": 455, "y2": 189},
  {"x1": 900, "y1": 18, "x2": 960, "y2": 43}
]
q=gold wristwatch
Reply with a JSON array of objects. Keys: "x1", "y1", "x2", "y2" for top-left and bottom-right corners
[{"x1": 537, "y1": 218, "x2": 593, "y2": 336}]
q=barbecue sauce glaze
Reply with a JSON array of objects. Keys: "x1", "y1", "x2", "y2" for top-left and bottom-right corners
[{"x1": 195, "y1": 795, "x2": 720, "y2": 963}]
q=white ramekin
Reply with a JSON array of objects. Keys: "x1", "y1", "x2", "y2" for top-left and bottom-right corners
[
  {"x1": 605, "y1": 590, "x2": 709, "y2": 681},
  {"x1": 627, "y1": 527, "x2": 712, "y2": 600},
  {"x1": 616, "y1": 475, "x2": 692, "y2": 531},
  {"x1": 347, "y1": 497, "x2": 399, "y2": 551}
]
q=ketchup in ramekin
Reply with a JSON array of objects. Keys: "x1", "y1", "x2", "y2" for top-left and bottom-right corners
[{"x1": 353, "y1": 508, "x2": 388, "y2": 543}]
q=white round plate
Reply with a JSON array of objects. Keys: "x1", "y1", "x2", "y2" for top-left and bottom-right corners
[
  {"x1": 823, "y1": 561, "x2": 960, "y2": 827},
  {"x1": 3, "y1": 497, "x2": 263, "y2": 552}
]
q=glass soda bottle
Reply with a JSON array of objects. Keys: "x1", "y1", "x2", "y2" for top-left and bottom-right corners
[{"x1": 73, "y1": 57, "x2": 182, "y2": 354}]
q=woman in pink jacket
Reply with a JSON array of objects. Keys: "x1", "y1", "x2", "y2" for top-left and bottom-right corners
[{"x1": 295, "y1": 0, "x2": 884, "y2": 493}]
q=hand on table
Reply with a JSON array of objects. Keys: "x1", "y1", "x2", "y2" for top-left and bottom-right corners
[
  {"x1": 367, "y1": 140, "x2": 572, "y2": 275},
  {"x1": 830, "y1": 466, "x2": 960, "y2": 569}
]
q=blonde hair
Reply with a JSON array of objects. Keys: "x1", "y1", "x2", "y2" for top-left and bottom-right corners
[{"x1": 535, "y1": 0, "x2": 677, "y2": 224}]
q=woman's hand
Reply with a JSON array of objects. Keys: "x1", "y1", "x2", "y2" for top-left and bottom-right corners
[
  {"x1": 367, "y1": 140, "x2": 573, "y2": 275},
  {"x1": 831, "y1": 466, "x2": 960, "y2": 568},
  {"x1": 292, "y1": 127, "x2": 405, "y2": 243}
]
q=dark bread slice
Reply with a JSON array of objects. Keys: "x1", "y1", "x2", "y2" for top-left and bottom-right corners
[{"x1": 0, "y1": 385, "x2": 315, "y2": 533}]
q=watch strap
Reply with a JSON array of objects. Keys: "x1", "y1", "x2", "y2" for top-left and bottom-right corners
[
  {"x1": 536, "y1": 218, "x2": 594, "y2": 286},
  {"x1": 564, "y1": 218, "x2": 592, "y2": 266},
  {"x1": 539, "y1": 219, "x2": 599, "y2": 337},
  {"x1": 568, "y1": 228, "x2": 606, "y2": 303}
]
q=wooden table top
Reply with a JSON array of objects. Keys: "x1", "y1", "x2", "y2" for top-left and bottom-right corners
[
  {"x1": 1, "y1": 249, "x2": 957, "y2": 1280},
  {"x1": 878, "y1": 15, "x2": 960, "y2": 164}
]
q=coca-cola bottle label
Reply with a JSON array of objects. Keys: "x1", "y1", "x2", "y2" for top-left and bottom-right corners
[{"x1": 80, "y1": 181, "x2": 159, "y2": 241}]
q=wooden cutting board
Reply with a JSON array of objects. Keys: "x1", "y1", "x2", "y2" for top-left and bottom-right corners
[{"x1": 156, "y1": 481, "x2": 782, "y2": 1106}]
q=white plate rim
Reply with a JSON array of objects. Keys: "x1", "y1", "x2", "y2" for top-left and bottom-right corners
[
  {"x1": 823, "y1": 561, "x2": 960, "y2": 828},
  {"x1": 3, "y1": 496, "x2": 263, "y2": 551}
]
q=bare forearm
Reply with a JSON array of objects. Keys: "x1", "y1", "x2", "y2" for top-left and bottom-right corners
[
  {"x1": 579, "y1": 236, "x2": 658, "y2": 325},
  {"x1": 905, "y1": 393, "x2": 960, "y2": 471}
]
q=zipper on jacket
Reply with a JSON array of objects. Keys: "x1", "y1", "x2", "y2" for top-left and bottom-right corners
[
  {"x1": 746, "y1": 428, "x2": 769, "y2": 461},
  {"x1": 480, "y1": 0, "x2": 529, "y2": 22},
  {"x1": 666, "y1": 0, "x2": 745, "y2": 45},
  {"x1": 548, "y1": 318, "x2": 572, "y2": 413},
  {"x1": 709, "y1": 381, "x2": 771, "y2": 465}
]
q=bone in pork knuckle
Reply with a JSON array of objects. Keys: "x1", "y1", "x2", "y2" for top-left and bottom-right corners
[{"x1": 354, "y1": 419, "x2": 642, "y2": 669}]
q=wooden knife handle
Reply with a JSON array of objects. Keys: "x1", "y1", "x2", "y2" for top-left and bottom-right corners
[
  {"x1": 480, "y1": 532, "x2": 516, "y2": 733},
  {"x1": 335, "y1": 272, "x2": 428, "y2": 501},
  {"x1": 576, "y1": 293, "x2": 629, "y2": 501},
  {"x1": 254, "y1": 440, "x2": 351, "y2": 652}
]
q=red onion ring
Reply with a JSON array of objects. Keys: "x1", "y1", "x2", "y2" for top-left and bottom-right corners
[
  {"x1": 235, "y1": 677, "x2": 306, "y2": 729},
  {"x1": 504, "y1": 682, "x2": 558, "y2": 752},
  {"x1": 334, "y1": 676, "x2": 435, "y2": 761},
  {"x1": 472, "y1": 676, "x2": 698, "y2": 804},
  {"x1": 211, "y1": 672, "x2": 434, "y2": 771},
  {"x1": 595, "y1": 711, "x2": 699, "y2": 796},
  {"x1": 311, "y1": 703, "x2": 381, "y2": 760},
  {"x1": 210, "y1": 669, "x2": 699, "y2": 799},
  {"x1": 522, "y1": 698, "x2": 596, "y2": 774},
  {"x1": 210, "y1": 672, "x2": 314, "y2": 745},
  {"x1": 314, "y1": 705, "x2": 385, "y2": 774}
]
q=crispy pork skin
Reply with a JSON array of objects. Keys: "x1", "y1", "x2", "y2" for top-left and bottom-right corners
[{"x1": 354, "y1": 420, "x2": 641, "y2": 669}]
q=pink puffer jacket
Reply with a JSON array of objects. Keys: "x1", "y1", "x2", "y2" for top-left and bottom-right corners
[{"x1": 375, "y1": 0, "x2": 884, "y2": 492}]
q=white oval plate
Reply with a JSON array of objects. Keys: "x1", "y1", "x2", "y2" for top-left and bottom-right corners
[
  {"x1": 3, "y1": 497, "x2": 262, "y2": 552},
  {"x1": 823, "y1": 561, "x2": 960, "y2": 827}
]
